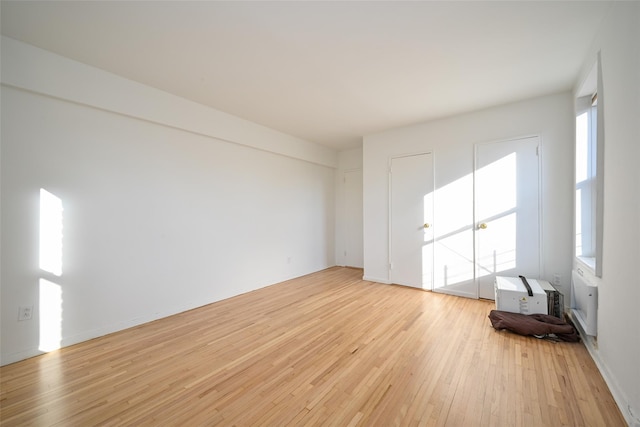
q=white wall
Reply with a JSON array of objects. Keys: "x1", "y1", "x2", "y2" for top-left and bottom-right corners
[
  {"x1": 573, "y1": 3, "x2": 640, "y2": 424},
  {"x1": 334, "y1": 148, "x2": 363, "y2": 267},
  {"x1": 363, "y1": 92, "x2": 575, "y2": 294},
  {"x1": 1, "y1": 38, "x2": 337, "y2": 365}
]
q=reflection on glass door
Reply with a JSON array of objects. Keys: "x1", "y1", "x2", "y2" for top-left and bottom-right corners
[
  {"x1": 475, "y1": 137, "x2": 541, "y2": 299},
  {"x1": 432, "y1": 173, "x2": 476, "y2": 298}
]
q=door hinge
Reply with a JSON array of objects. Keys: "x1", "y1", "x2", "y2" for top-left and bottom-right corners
[
  {"x1": 536, "y1": 146, "x2": 539, "y2": 156},
  {"x1": 389, "y1": 262, "x2": 393, "y2": 270}
]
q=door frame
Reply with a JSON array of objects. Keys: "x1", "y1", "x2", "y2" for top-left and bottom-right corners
[
  {"x1": 388, "y1": 151, "x2": 435, "y2": 289},
  {"x1": 473, "y1": 135, "x2": 543, "y2": 298}
]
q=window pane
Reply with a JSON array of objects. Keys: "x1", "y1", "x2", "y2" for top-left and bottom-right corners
[{"x1": 576, "y1": 112, "x2": 589, "y2": 183}]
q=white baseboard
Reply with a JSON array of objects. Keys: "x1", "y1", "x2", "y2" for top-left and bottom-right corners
[
  {"x1": 362, "y1": 275, "x2": 391, "y2": 284},
  {"x1": 1, "y1": 348, "x2": 45, "y2": 366},
  {"x1": 569, "y1": 311, "x2": 639, "y2": 426},
  {"x1": 1, "y1": 300, "x2": 205, "y2": 367}
]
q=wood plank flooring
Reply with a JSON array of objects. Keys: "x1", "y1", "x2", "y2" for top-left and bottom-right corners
[{"x1": 0, "y1": 267, "x2": 625, "y2": 426}]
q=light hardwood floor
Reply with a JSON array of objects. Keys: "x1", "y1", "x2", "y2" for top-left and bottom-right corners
[{"x1": 1, "y1": 267, "x2": 625, "y2": 426}]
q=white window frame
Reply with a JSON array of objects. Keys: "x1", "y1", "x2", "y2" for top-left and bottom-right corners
[{"x1": 574, "y1": 54, "x2": 604, "y2": 277}]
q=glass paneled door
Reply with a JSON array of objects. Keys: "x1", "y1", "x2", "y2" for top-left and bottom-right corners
[{"x1": 475, "y1": 136, "x2": 541, "y2": 299}]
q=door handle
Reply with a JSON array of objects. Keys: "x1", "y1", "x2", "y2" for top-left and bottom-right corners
[
  {"x1": 423, "y1": 223, "x2": 431, "y2": 229},
  {"x1": 478, "y1": 223, "x2": 488, "y2": 230}
]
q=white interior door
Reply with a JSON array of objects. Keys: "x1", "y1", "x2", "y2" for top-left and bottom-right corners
[
  {"x1": 390, "y1": 153, "x2": 434, "y2": 289},
  {"x1": 344, "y1": 169, "x2": 363, "y2": 268},
  {"x1": 475, "y1": 136, "x2": 541, "y2": 299}
]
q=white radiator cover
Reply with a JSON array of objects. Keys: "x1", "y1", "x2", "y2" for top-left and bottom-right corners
[{"x1": 571, "y1": 268, "x2": 598, "y2": 336}]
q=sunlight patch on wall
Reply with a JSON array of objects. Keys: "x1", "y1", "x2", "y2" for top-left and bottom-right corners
[
  {"x1": 39, "y1": 189, "x2": 63, "y2": 276},
  {"x1": 39, "y1": 279, "x2": 62, "y2": 352},
  {"x1": 39, "y1": 188, "x2": 64, "y2": 352}
]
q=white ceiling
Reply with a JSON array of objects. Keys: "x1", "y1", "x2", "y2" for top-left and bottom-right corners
[{"x1": 1, "y1": 1, "x2": 610, "y2": 151}]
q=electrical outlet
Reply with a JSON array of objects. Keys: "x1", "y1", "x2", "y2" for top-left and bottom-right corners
[
  {"x1": 18, "y1": 306, "x2": 33, "y2": 321},
  {"x1": 553, "y1": 274, "x2": 561, "y2": 286}
]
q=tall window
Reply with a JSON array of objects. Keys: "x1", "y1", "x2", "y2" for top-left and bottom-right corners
[
  {"x1": 575, "y1": 93, "x2": 597, "y2": 258},
  {"x1": 575, "y1": 55, "x2": 603, "y2": 276}
]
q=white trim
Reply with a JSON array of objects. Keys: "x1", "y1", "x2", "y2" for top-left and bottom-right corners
[
  {"x1": 576, "y1": 256, "x2": 596, "y2": 273},
  {"x1": 1, "y1": 299, "x2": 203, "y2": 366},
  {"x1": 594, "y1": 51, "x2": 605, "y2": 278},
  {"x1": 569, "y1": 311, "x2": 640, "y2": 426},
  {"x1": 433, "y1": 288, "x2": 477, "y2": 299},
  {"x1": 1, "y1": 36, "x2": 337, "y2": 169},
  {"x1": 537, "y1": 138, "x2": 544, "y2": 284},
  {"x1": 472, "y1": 143, "x2": 480, "y2": 299},
  {"x1": 573, "y1": 54, "x2": 604, "y2": 278},
  {"x1": 362, "y1": 276, "x2": 392, "y2": 284}
]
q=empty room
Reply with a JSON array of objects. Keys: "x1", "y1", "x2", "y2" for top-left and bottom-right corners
[{"x1": 1, "y1": 1, "x2": 638, "y2": 426}]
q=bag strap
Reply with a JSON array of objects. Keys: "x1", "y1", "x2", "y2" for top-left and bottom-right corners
[{"x1": 519, "y1": 275, "x2": 534, "y2": 297}]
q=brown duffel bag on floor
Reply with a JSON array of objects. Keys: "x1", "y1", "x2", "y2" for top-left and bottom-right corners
[{"x1": 488, "y1": 310, "x2": 580, "y2": 342}]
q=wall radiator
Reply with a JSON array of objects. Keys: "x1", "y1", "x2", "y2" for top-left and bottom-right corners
[{"x1": 571, "y1": 268, "x2": 598, "y2": 336}]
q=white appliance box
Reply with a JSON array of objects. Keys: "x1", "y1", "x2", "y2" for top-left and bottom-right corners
[{"x1": 494, "y1": 276, "x2": 549, "y2": 315}]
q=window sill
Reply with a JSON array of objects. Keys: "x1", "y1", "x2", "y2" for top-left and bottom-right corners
[{"x1": 576, "y1": 256, "x2": 596, "y2": 274}]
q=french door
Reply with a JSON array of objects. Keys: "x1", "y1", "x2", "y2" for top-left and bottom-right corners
[
  {"x1": 388, "y1": 138, "x2": 540, "y2": 298},
  {"x1": 475, "y1": 136, "x2": 541, "y2": 299}
]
